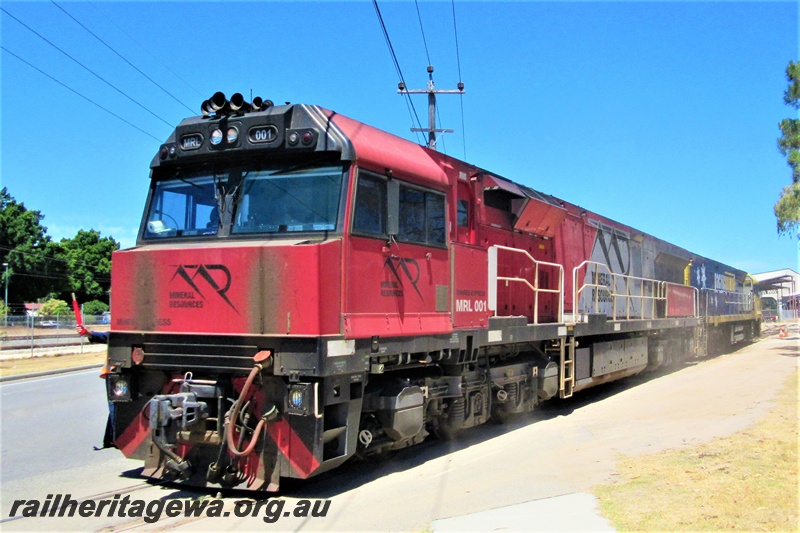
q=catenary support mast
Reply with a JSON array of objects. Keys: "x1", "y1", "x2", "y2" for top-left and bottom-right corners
[{"x1": 398, "y1": 65, "x2": 464, "y2": 151}]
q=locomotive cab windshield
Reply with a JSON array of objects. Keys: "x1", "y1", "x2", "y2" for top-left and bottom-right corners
[{"x1": 142, "y1": 162, "x2": 348, "y2": 240}]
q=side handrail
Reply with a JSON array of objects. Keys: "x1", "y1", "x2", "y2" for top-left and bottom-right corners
[
  {"x1": 698, "y1": 288, "x2": 755, "y2": 316},
  {"x1": 488, "y1": 245, "x2": 564, "y2": 323},
  {"x1": 572, "y1": 261, "x2": 671, "y2": 321}
]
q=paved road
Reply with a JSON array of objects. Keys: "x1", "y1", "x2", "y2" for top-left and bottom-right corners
[
  {"x1": 1, "y1": 370, "x2": 111, "y2": 482},
  {"x1": 0, "y1": 333, "x2": 796, "y2": 531}
]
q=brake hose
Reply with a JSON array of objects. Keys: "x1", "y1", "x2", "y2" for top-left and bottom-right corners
[{"x1": 226, "y1": 363, "x2": 268, "y2": 457}]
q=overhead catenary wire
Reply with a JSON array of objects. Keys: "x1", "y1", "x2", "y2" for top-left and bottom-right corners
[
  {"x1": 88, "y1": 1, "x2": 205, "y2": 99},
  {"x1": 450, "y1": 0, "x2": 464, "y2": 83},
  {"x1": 399, "y1": 4, "x2": 468, "y2": 154},
  {"x1": 436, "y1": 106, "x2": 447, "y2": 155},
  {"x1": 414, "y1": 0, "x2": 446, "y2": 155},
  {"x1": 0, "y1": 245, "x2": 116, "y2": 279},
  {"x1": 1, "y1": 262, "x2": 111, "y2": 284},
  {"x1": 50, "y1": 0, "x2": 195, "y2": 114},
  {"x1": 0, "y1": 7, "x2": 174, "y2": 130},
  {"x1": 7, "y1": 271, "x2": 110, "y2": 284},
  {"x1": 1, "y1": 46, "x2": 161, "y2": 142},
  {"x1": 414, "y1": 0, "x2": 432, "y2": 67},
  {"x1": 451, "y1": 0, "x2": 467, "y2": 160},
  {"x1": 371, "y1": 0, "x2": 425, "y2": 145}
]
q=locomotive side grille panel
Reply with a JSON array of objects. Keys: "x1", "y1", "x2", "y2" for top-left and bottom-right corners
[
  {"x1": 144, "y1": 342, "x2": 259, "y2": 356},
  {"x1": 140, "y1": 342, "x2": 259, "y2": 371}
]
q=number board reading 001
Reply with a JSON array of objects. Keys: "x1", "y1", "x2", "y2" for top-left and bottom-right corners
[{"x1": 249, "y1": 125, "x2": 279, "y2": 144}]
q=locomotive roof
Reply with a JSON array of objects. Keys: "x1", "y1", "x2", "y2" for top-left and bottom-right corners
[{"x1": 154, "y1": 100, "x2": 749, "y2": 279}]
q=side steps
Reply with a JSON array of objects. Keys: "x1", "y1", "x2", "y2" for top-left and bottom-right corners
[{"x1": 552, "y1": 336, "x2": 575, "y2": 399}]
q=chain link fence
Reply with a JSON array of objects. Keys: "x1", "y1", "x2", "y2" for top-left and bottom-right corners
[{"x1": 2, "y1": 314, "x2": 110, "y2": 341}]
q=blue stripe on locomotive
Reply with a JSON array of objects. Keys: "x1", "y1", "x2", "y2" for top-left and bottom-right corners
[{"x1": 689, "y1": 256, "x2": 749, "y2": 316}]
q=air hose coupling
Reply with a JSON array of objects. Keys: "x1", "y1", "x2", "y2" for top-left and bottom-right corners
[
  {"x1": 226, "y1": 362, "x2": 272, "y2": 458},
  {"x1": 262, "y1": 404, "x2": 278, "y2": 423}
]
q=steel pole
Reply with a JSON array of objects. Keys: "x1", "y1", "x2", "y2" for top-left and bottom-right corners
[{"x1": 3, "y1": 262, "x2": 8, "y2": 328}]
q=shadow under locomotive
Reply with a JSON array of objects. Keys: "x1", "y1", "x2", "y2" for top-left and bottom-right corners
[{"x1": 278, "y1": 361, "x2": 693, "y2": 500}]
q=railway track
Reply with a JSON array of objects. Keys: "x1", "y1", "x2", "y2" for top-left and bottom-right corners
[
  {"x1": 0, "y1": 481, "x2": 158, "y2": 525},
  {"x1": 2, "y1": 478, "x2": 273, "y2": 532}
]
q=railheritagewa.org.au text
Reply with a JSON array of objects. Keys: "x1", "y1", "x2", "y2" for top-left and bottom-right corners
[{"x1": 8, "y1": 494, "x2": 330, "y2": 524}]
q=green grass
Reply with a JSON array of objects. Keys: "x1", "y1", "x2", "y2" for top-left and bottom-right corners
[{"x1": 594, "y1": 370, "x2": 799, "y2": 531}]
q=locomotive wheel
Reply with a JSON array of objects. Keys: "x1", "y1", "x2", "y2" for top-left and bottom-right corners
[
  {"x1": 490, "y1": 406, "x2": 512, "y2": 424},
  {"x1": 432, "y1": 398, "x2": 465, "y2": 441},
  {"x1": 355, "y1": 417, "x2": 395, "y2": 461},
  {"x1": 433, "y1": 398, "x2": 465, "y2": 441},
  {"x1": 356, "y1": 447, "x2": 397, "y2": 463},
  {"x1": 433, "y1": 421, "x2": 461, "y2": 441},
  {"x1": 491, "y1": 382, "x2": 520, "y2": 424}
]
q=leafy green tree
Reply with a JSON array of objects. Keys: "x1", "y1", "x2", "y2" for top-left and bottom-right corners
[
  {"x1": 775, "y1": 61, "x2": 800, "y2": 237},
  {"x1": 57, "y1": 229, "x2": 119, "y2": 303},
  {"x1": 0, "y1": 188, "x2": 68, "y2": 307},
  {"x1": 40, "y1": 298, "x2": 70, "y2": 316},
  {"x1": 1, "y1": 189, "x2": 121, "y2": 308},
  {"x1": 82, "y1": 299, "x2": 109, "y2": 315}
]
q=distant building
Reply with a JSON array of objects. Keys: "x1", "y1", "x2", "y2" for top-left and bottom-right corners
[
  {"x1": 23, "y1": 302, "x2": 43, "y2": 317},
  {"x1": 754, "y1": 269, "x2": 799, "y2": 321}
]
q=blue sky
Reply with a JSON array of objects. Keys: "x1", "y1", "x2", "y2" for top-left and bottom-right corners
[{"x1": 1, "y1": 1, "x2": 798, "y2": 274}]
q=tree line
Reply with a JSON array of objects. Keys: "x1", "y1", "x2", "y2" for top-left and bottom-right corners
[
  {"x1": 0, "y1": 187, "x2": 119, "y2": 317},
  {"x1": 775, "y1": 60, "x2": 800, "y2": 237}
]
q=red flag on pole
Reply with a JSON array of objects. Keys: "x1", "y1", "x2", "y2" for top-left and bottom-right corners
[{"x1": 72, "y1": 293, "x2": 82, "y2": 327}]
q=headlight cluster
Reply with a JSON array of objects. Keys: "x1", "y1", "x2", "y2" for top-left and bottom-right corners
[
  {"x1": 107, "y1": 374, "x2": 132, "y2": 402},
  {"x1": 210, "y1": 127, "x2": 238, "y2": 146},
  {"x1": 286, "y1": 383, "x2": 314, "y2": 416}
]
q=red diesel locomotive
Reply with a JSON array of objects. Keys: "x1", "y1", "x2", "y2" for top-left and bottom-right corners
[{"x1": 106, "y1": 93, "x2": 760, "y2": 491}]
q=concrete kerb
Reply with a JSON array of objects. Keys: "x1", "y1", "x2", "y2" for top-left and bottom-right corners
[
  {"x1": 431, "y1": 492, "x2": 615, "y2": 532},
  {"x1": 0, "y1": 363, "x2": 104, "y2": 383},
  {"x1": 0, "y1": 342, "x2": 107, "y2": 382},
  {"x1": 0, "y1": 341, "x2": 105, "y2": 358}
]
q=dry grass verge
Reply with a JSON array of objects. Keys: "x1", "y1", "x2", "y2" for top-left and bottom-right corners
[
  {"x1": 593, "y1": 369, "x2": 799, "y2": 531},
  {"x1": 0, "y1": 348, "x2": 106, "y2": 378}
]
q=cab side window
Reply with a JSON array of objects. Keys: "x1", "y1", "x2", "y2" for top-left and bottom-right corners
[
  {"x1": 353, "y1": 173, "x2": 386, "y2": 236},
  {"x1": 457, "y1": 199, "x2": 469, "y2": 227},
  {"x1": 352, "y1": 171, "x2": 445, "y2": 247},
  {"x1": 426, "y1": 191, "x2": 446, "y2": 244},
  {"x1": 399, "y1": 185, "x2": 446, "y2": 246},
  {"x1": 399, "y1": 187, "x2": 425, "y2": 242}
]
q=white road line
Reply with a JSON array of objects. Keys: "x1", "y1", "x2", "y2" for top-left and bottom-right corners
[{"x1": 0, "y1": 368, "x2": 99, "y2": 387}]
